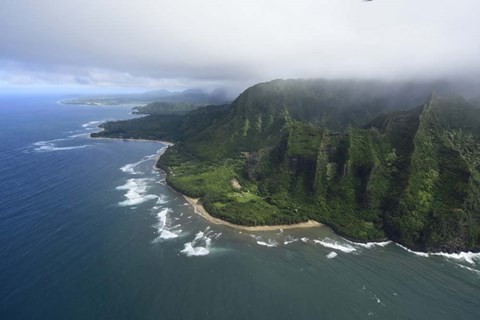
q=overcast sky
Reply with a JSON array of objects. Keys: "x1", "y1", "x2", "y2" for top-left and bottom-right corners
[{"x1": 1, "y1": 0, "x2": 479, "y2": 93}]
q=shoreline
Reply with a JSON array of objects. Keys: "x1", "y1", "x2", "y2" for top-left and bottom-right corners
[
  {"x1": 91, "y1": 134, "x2": 479, "y2": 253},
  {"x1": 89, "y1": 135, "x2": 174, "y2": 146},
  {"x1": 183, "y1": 196, "x2": 323, "y2": 231},
  {"x1": 92, "y1": 133, "x2": 321, "y2": 231}
]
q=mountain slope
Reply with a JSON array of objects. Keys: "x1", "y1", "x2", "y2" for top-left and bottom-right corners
[
  {"x1": 92, "y1": 79, "x2": 480, "y2": 251},
  {"x1": 178, "y1": 79, "x2": 441, "y2": 160}
]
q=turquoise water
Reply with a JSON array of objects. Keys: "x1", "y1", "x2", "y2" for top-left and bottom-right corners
[{"x1": 1, "y1": 95, "x2": 479, "y2": 319}]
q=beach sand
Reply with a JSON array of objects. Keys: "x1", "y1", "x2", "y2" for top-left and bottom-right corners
[{"x1": 184, "y1": 196, "x2": 323, "y2": 231}]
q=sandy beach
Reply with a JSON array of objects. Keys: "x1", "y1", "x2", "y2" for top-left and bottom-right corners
[{"x1": 183, "y1": 196, "x2": 322, "y2": 231}]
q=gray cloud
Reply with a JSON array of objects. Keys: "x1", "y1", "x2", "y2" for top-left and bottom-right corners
[{"x1": 1, "y1": 0, "x2": 479, "y2": 92}]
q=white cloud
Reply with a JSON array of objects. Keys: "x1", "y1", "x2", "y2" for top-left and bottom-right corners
[{"x1": 1, "y1": 0, "x2": 479, "y2": 91}]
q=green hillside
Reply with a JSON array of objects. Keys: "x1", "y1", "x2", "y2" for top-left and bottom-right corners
[{"x1": 92, "y1": 79, "x2": 480, "y2": 252}]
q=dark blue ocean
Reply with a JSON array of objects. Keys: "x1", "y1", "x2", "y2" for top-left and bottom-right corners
[{"x1": 1, "y1": 94, "x2": 480, "y2": 319}]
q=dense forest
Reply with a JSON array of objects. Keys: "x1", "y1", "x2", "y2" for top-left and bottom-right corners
[{"x1": 92, "y1": 79, "x2": 480, "y2": 252}]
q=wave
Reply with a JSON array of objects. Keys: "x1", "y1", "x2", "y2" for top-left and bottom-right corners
[
  {"x1": 120, "y1": 163, "x2": 141, "y2": 175},
  {"x1": 181, "y1": 227, "x2": 220, "y2": 257},
  {"x1": 116, "y1": 178, "x2": 157, "y2": 206},
  {"x1": 343, "y1": 238, "x2": 392, "y2": 249},
  {"x1": 395, "y1": 244, "x2": 430, "y2": 257},
  {"x1": 431, "y1": 251, "x2": 480, "y2": 265},
  {"x1": 35, "y1": 145, "x2": 90, "y2": 152},
  {"x1": 82, "y1": 120, "x2": 104, "y2": 129},
  {"x1": 30, "y1": 118, "x2": 107, "y2": 153},
  {"x1": 153, "y1": 208, "x2": 182, "y2": 241},
  {"x1": 119, "y1": 149, "x2": 164, "y2": 175},
  {"x1": 159, "y1": 230, "x2": 180, "y2": 239},
  {"x1": 250, "y1": 235, "x2": 278, "y2": 248},
  {"x1": 283, "y1": 235, "x2": 298, "y2": 245},
  {"x1": 457, "y1": 264, "x2": 480, "y2": 276},
  {"x1": 156, "y1": 195, "x2": 168, "y2": 205},
  {"x1": 395, "y1": 244, "x2": 480, "y2": 264},
  {"x1": 313, "y1": 238, "x2": 356, "y2": 253},
  {"x1": 327, "y1": 251, "x2": 338, "y2": 259},
  {"x1": 257, "y1": 239, "x2": 279, "y2": 247},
  {"x1": 32, "y1": 139, "x2": 91, "y2": 152}
]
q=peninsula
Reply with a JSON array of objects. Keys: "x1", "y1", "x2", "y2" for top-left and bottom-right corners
[{"x1": 92, "y1": 79, "x2": 480, "y2": 253}]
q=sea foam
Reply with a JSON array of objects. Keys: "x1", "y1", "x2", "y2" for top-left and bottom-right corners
[
  {"x1": 457, "y1": 264, "x2": 480, "y2": 276},
  {"x1": 257, "y1": 239, "x2": 279, "y2": 247},
  {"x1": 394, "y1": 243, "x2": 480, "y2": 263},
  {"x1": 32, "y1": 139, "x2": 90, "y2": 152},
  {"x1": 119, "y1": 149, "x2": 164, "y2": 175},
  {"x1": 153, "y1": 208, "x2": 182, "y2": 241},
  {"x1": 343, "y1": 238, "x2": 392, "y2": 249},
  {"x1": 116, "y1": 178, "x2": 157, "y2": 206},
  {"x1": 431, "y1": 251, "x2": 480, "y2": 265},
  {"x1": 395, "y1": 244, "x2": 438, "y2": 258},
  {"x1": 283, "y1": 235, "x2": 298, "y2": 245},
  {"x1": 327, "y1": 251, "x2": 338, "y2": 259},
  {"x1": 181, "y1": 228, "x2": 220, "y2": 257},
  {"x1": 314, "y1": 238, "x2": 356, "y2": 253},
  {"x1": 250, "y1": 235, "x2": 278, "y2": 248}
]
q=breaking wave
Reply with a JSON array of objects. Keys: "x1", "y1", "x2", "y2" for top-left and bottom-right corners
[
  {"x1": 153, "y1": 208, "x2": 182, "y2": 241},
  {"x1": 251, "y1": 235, "x2": 278, "y2": 248},
  {"x1": 343, "y1": 238, "x2": 392, "y2": 249},
  {"x1": 119, "y1": 148, "x2": 165, "y2": 175},
  {"x1": 457, "y1": 264, "x2": 480, "y2": 276},
  {"x1": 431, "y1": 251, "x2": 480, "y2": 265},
  {"x1": 32, "y1": 139, "x2": 91, "y2": 152},
  {"x1": 283, "y1": 235, "x2": 298, "y2": 245},
  {"x1": 181, "y1": 227, "x2": 221, "y2": 257},
  {"x1": 257, "y1": 239, "x2": 279, "y2": 247},
  {"x1": 156, "y1": 195, "x2": 168, "y2": 205},
  {"x1": 395, "y1": 244, "x2": 480, "y2": 264},
  {"x1": 314, "y1": 238, "x2": 356, "y2": 253},
  {"x1": 30, "y1": 119, "x2": 103, "y2": 153},
  {"x1": 116, "y1": 178, "x2": 157, "y2": 206}
]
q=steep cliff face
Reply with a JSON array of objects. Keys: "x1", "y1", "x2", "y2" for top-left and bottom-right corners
[
  {"x1": 392, "y1": 95, "x2": 480, "y2": 251},
  {"x1": 244, "y1": 94, "x2": 480, "y2": 250}
]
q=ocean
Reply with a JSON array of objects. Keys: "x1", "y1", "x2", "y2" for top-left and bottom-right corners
[{"x1": 1, "y1": 94, "x2": 479, "y2": 319}]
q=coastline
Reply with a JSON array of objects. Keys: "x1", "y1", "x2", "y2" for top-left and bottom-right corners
[
  {"x1": 183, "y1": 196, "x2": 322, "y2": 231},
  {"x1": 94, "y1": 134, "x2": 320, "y2": 231},
  {"x1": 90, "y1": 135, "x2": 174, "y2": 172},
  {"x1": 90, "y1": 135, "x2": 174, "y2": 146},
  {"x1": 91, "y1": 133, "x2": 480, "y2": 253}
]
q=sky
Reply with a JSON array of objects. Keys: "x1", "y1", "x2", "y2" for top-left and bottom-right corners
[{"x1": 1, "y1": 0, "x2": 479, "y2": 94}]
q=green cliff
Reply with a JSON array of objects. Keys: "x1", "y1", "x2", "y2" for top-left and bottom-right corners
[{"x1": 92, "y1": 79, "x2": 480, "y2": 252}]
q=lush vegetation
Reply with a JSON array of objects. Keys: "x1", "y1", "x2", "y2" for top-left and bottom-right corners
[
  {"x1": 92, "y1": 79, "x2": 480, "y2": 252},
  {"x1": 133, "y1": 102, "x2": 201, "y2": 116}
]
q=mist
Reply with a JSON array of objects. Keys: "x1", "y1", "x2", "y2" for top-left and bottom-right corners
[{"x1": 1, "y1": 0, "x2": 479, "y2": 94}]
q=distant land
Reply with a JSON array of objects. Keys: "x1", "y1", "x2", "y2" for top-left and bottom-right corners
[
  {"x1": 92, "y1": 79, "x2": 480, "y2": 253},
  {"x1": 60, "y1": 88, "x2": 231, "y2": 110}
]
